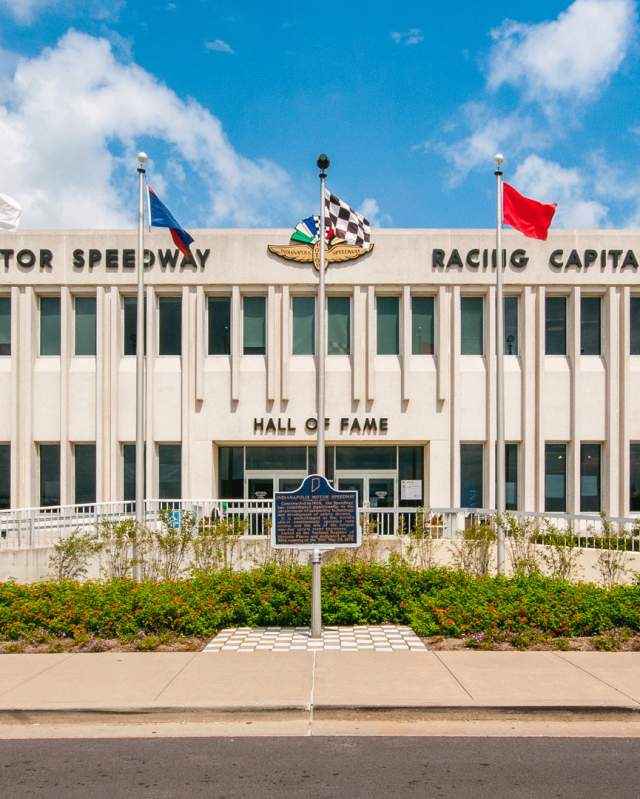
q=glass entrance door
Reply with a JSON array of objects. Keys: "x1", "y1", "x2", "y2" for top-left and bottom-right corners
[
  {"x1": 247, "y1": 477, "x2": 274, "y2": 500},
  {"x1": 336, "y1": 478, "x2": 364, "y2": 507},
  {"x1": 336, "y1": 475, "x2": 396, "y2": 508},
  {"x1": 245, "y1": 473, "x2": 307, "y2": 498}
]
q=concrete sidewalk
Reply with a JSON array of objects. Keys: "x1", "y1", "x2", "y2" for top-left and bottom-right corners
[{"x1": 0, "y1": 650, "x2": 639, "y2": 719}]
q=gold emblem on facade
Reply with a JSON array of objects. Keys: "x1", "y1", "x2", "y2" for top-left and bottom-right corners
[{"x1": 268, "y1": 239, "x2": 373, "y2": 269}]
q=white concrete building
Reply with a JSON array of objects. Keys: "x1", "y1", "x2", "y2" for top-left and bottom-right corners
[{"x1": 1, "y1": 226, "x2": 640, "y2": 517}]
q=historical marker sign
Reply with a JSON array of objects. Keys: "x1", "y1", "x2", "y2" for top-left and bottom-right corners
[{"x1": 273, "y1": 474, "x2": 359, "y2": 549}]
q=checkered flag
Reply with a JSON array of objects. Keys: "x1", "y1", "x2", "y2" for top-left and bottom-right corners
[{"x1": 324, "y1": 190, "x2": 371, "y2": 250}]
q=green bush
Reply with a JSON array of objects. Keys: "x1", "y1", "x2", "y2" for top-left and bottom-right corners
[{"x1": 0, "y1": 564, "x2": 638, "y2": 641}]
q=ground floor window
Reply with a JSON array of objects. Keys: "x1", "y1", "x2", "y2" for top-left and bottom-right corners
[
  {"x1": 158, "y1": 444, "x2": 181, "y2": 499},
  {"x1": 39, "y1": 443, "x2": 60, "y2": 507},
  {"x1": 74, "y1": 443, "x2": 96, "y2": 505},
  {"x1": 505, "y1": 442, "x2": 518, "y2": 511},
  {"x1": 631, "y1": 444, "x2": 640, "y2": 512},
  {"x1": 460, "y1": 443, "x2": 483, "y2": 508},
  {"x1": 0, "y1": 444, "x2": 9, "y2": 509},
  {"x1": 545, "y1": 443, "x2": 566, "y2": 512},
  {"x1": 580, "y1": 443, "x2": 601, "y2": 512},
  {"x1": 122, "y1": 443, "x2": 147, "y2": 502}
]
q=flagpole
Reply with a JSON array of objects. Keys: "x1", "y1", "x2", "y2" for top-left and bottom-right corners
[
  {"x1": 311, "y1": 153, "x2": 330, "y2": 640},
  {"x1": 494, "y1": 153, "x2": 506, "y2": 574},
  {"x1": 135, "y1": 151, "x2": 148, "y2": 581}
]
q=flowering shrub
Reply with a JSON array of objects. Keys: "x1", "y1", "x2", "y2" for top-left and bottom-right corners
[{"x1": 0, "y1": 564, "x2": 638, "y2": 642}]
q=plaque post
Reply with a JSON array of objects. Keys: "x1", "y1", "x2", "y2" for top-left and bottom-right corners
[{"x1": 310, "y1": 547, "x2": 322, "y2": 638}]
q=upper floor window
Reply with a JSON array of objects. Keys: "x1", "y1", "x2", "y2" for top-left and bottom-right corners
[
  {"x1": 243, "y1": 296, "x2": 266, "y2": 355},
  {"x1": 377, "y1": 296, "x2": 399, "y2": 355},
  {"x1": 39, "y1": 443, "x2": 60, "y2": 507},
  {"x1": 123, "y1": 296, "x2": 147, "y2": 356},
  {"x1": 545, "y1": 296, "x2": 566, "y2": 355},
  {"x1": 74, "y1": 297, "x2": 96, "y2": 356},
  {"x1": 580, "y1": 443, "x2": 601, "y2": 512},
  {"x1": 412, "y1": 296, "x2": 434, "y2": 354},
  {"x1": 208, "y1": 296, "x2": 231, "y2": 355},
  {"x1": 504, "y1": 296, "x2": 518, "y2": 355},
  {"x1": 461, "y1": 296, "x2": 483, "y2": 355},
  {"x1": 158, "y1": 296, "x2": 182, "y2": 355},
  {"x1": 74, "y1": 443, "x2": 96, "y2": 505},
  {"x1": 292, "y1": 296, "x2": 315, "y2": 355},
  {"x1": 328, "y1": 296, "x2": 350, "y2": 354},
  {"x1": 40, "y1": 296, "x2": 61, "y2": 356},
  {"x1": 158, "y1": 444, "x2": 181, "y2": 499},
  {"x1": 581, "y1": 296, "x2": 601, "y2": 355},
  {"x1": 460, "y1": 443, "x2": 483, "y2": 508},
  {"x1": 0, "y1": 297, "x2": 10, "y2": 356}
]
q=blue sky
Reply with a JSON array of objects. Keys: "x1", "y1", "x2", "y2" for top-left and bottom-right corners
[{"x1": 0, "y1": 0, "x2": 638, "y2": 229}]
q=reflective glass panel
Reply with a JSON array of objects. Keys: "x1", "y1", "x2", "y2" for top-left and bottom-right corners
[
  {"x1": 460, "y1": 443, "x2": 483, "y2": 508},
  {"x1": 74, "y1": 444, "x2": 96, "y2": 505},
  {"x1": 123, "y1": 297, "x2": 147, "y2": 356},
  {"x1": 39, "y1": 444, "x2": 60, "y2": 507},
  {"x1": 505, "y1": 442, "x2": 518, "y2": 511},
  {"x1": 0, "y1": 444, "x2": 9, "y2": 509},
  {"x1": 159, "y1": 297, "x2": 182, "y2": 355},
  {"x1": 545, "y1": 443, "x2": 566, "y2": 512},
  {"x1": 336, "y1": 446, "x2": 397, "y2": 471},
  {"x1": 75, "y1": 297, "x2": 96, "y2": 356},
  {"x1": 208, "y1": 296, "x2": 231, "y2": 355},
  {"x1": 581, "y1": 296, "x2": 601, "y2": 355},
  {"x1": 292, "y1": 297, "x2": 315, "y2": 355},
  {"x1": 631, "y1": 444, "x2": 640, "y2": 512},
  {"x1": 580, "y1": 443, "x2": 601, "y2": 512},
  {"x1": 40, "y1": 297, "x2": 61, "y2": 356},
  {"x1": 158, "y1": 444, "x2": 181, "y2": 499},
  {"x1": 243, "y1": 296, "x2": 266, "y2": 354},
  {"x1": 461, "y1": 297, "x2": 483, "y2": 355},
  {"x1": 377, "y1": 296, "x2": 399, "y2": 355},
  {"x1": 328, "y1": 297, "x2": 350, "y2": 354},
  {"x1": 412, "y1": 296, "x2": 434, "y2": 354},
  {"x1": 504, "y1": 296, "x2": 518, "y2": 355},
  {"x1": 545, "y1": 296, "x2": 567, "y2": 355},
  {"x1": 0, "y1": 297, "x2": 10, "y2": 356}
]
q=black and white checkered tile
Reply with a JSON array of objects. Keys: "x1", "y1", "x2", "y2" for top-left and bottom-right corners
[{"x1": 203, "y1": 625, "x2": 426, "y2": 652}]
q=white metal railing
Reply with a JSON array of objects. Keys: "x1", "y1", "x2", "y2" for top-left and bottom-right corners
[{"x1": 0, "y1": 499, "x2": 639, "y2": 551}]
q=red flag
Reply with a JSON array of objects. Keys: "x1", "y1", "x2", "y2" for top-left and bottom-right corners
[{"x1": 503, "y1": 182, "x2": 557, "y2": 241}]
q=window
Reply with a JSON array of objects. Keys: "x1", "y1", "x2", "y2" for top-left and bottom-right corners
[
  {"x1": 74, "y1": 297, "x2": 96, "y2": 356},
  {"x1": 74, "y1": 444, "x2": 96, "y2": 505},
  {"x1": 461, "y1": 296, "x2": 483, "y2": 355},
  {"x1": 545, "y1": 296, "x2": 566, "y2": 355},
  {"x1": 243, "y1": 296, "x2": 266, "y2": 354},
  {"x1": 504, "y1": 296, "x2": 518, "y2": 355},
  {"x1": 0, "y1": 297, "x2": 10, "y2": 356},
  {"x1": 158, "y1": 297, "x2": 182, "y2": 355},
  {"x1": 412, "y1": 296, "x2": 434, "y2": 354},
  {"x1": 336, "y1": 446, "x2": 397, "y2": 471},
  {"x1": 246, "y1": 446, "x2": 307, "y2": 470},
  {"x1": 505, "y1": 443, "x2": 518, "y2": 510},
  {"x1": 399, "y1": 445, "x2": 424, "y2": 507},
  {"x1": 219, "y1": 446, "x2": 244, "y2": 499},
  {"x1": 631, "y1": 297, "x2": 640, "y2": 355},
  {"x1": 460, "y1": 444, "x2": 483, "y2": 508},
  {"x1": 208, "y1": 296, "x2": 231, "y2": 355},
  {"x1": 545, "y1": 443, "x2": 566, "y2": 512},
  {"x1": 292, "y1": 296, "x2": 315, "y2": 355},
  {"x1": 377, "y1": 296, "x2": 399, "y2": 355},
  {"x1": 328, "y1": 296, "x2": 350, "y2": 354},
  {"x1": 631, "y1": 444, "x2": 640, "y2": 512},
  {"x1": 581, "y1": 296, "x2": 601, "y2": 355},
  {"x1": 39, "y1": 444, "x2": 60, "y2": 507},
  {"x1": 580, "y1": 443, "x2": 601, "y2": 512},
  {"x1": 0, "y1": 444, "x2": 9, "y2": 509},
  {"x1": 123, "y1": 444, "x2": 146, "y2": 503},
  {"x1": 123, "y1": 297, "x2": 147, "y2": 356},
  {"x1": 158, "y1": 444, "x2": 181, "y2": 499},
  {"x1": 40, "y1": 297, "x2": 61, "y2": 356}
]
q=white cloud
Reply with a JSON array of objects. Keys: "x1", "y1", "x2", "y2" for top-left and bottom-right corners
[
  {"x1": 488, "y1": 0, "x2": 636, "y2": 108},
  {"x1": 513, "y1": 154, "x2": 608, "y2": 228},
  {"x1": 0, "y1": 30, "x2": 302, "y2": 227},
  {"x1": 358, "y1": 197, "x2": 391, "y2": 227},
  {"x1": 0, "y1": 0, "x2": 122, "y2": 24},
  {"x1": 205, "y1": 39, "x2": 234, "y2": 55},
  {"x1": 391, "y1": 28, "x2": 424, "y2": 46}
]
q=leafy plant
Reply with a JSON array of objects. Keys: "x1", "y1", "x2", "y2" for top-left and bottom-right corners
[
  {"x1": 500, "y1": 513, "x2": 540, "y2": 577},
  {"x1": 450, "y1": 521, "x2": 496, "y2": 576},
  {"x1": 537, "y1": 519, "x2": 582, "y2": 581},
  {"x1": 49, "y1": 529, "x2": 101, "y2": 580}
]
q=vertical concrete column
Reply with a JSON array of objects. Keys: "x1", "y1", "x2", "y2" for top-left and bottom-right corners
[
  {"x1": 366, "y1": 286, "x2": 376, "y2": 402},
  {"x1": 436, "y1": 286, "x2": 450, "y2": 404},
  {"x1": 281, "y1": 286, "x2": 290, "y2": 402},
  {"x1": 521, "y1": 286, "x2": 536, "y2": 510},
  {"x1": 568, "y1": 287, "x2": 580, "y2": 514},
  {"x1": 95, "y1": 286, "x2": 108, "y2": 502},
  {"x1": 231, "y1": 286, "x2": 241, "y2": 402},
  {"x1": 195, "y1": 286, "x2": 205, "y2": 403},
  {"x1": 351, "y1": 286, "x2": 363, "y2": 403},
  {"x1": 181, "y1": 286, "x2": 192, "y2": 498},
  {"x1": 145, "y1": 286, "x2": 155, "y2": 500},
  {"x1": 401, "y1": 285, "x2": 411, "y2": 402},
  {"x1": 620, "y1": 286, "x2": 630, "y2": 515},
  {"x1": 109, "y1": 287, "x2": 120, "y2": 500},
  {"x1": 266, "y1": 285, "x2": 276, "y2": 403},
  {"x1": 604, "y1": 286, "x2": 620, "y2": 517},
  {"x1": 450, "y1": 285, "x2": 461, "y2": 507},
  {"x1": 60, "y1": 287, "x2": 72, "y2": 506},
  {"x1": 535, "y1": 286, "x2": 546, "y2": 512},
  {"x1": 10, "y1": 287, "x2": 20, "y2": 507},
  {"x1": 20, "y1": 288, "x2": 36, "y2": 507},
  {"x1": 486, "y1": 286, "x2": 496, "y2": 509}
]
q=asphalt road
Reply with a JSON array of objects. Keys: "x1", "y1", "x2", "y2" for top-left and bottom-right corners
[{"x1": 1, "y1": 736, "x2": 639, "y2": 798}]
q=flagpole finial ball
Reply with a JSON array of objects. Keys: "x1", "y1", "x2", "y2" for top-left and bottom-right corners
[
  {"x1": 494, "y1": 153, "x2": 504, "y2": 165},
  {"x1": 137, "y1": 152, "x2": 149, "y2": 164},
  {"x1": 317, "y1": 154, "x2": 330, "y2": 171}
]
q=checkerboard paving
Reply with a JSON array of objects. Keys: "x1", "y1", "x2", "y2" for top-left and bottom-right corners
[{"x1": 203, "y1": 625, "x2": 426, "y2": 652}]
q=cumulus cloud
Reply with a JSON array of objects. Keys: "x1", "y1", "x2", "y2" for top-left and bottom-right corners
[
  {"x1": 205, "y1": 39, "x2": 234, "y2": 55},
  {"x1": 0, "y1": 30, "x2": 302, "y2": 228},
  {"x1": 358, "y1": 197, "x2": 391, "y2": 227},
  {"x1": 513, "y1": 155, "x2": 608, "y2": 228},
  {"x1": 0, "y1": 0, "x2": 122, "y2": 25},
  {"x1": 391, "y1": 28, "x2": 424, "y2": 46},
  {"x1": 488, "y1": 0, "x2": 636, "y2": 109}
]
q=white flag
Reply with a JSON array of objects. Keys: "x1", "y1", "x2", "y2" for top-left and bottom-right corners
[{"x1": 0, "y1": 193, "x2": 22, "y2": 230}]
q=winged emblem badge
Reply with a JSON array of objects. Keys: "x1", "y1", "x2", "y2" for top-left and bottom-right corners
[{"x1": 268, "y1": 215, "x2": 373, "y2": 269}]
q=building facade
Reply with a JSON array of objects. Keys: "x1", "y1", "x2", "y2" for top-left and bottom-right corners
[{"x1": 1, "y1": 227, "x2": 640, "y2": 516}]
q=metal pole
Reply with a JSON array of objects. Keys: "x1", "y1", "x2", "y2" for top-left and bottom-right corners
[
  {"x1": 494, "y1": 154, "x2": 506, "y2": 574},
  {"x1": 310, "y1": 153, "x2": 330, "y2": 639},
  {"x1": 134, "y1": 152, "x2": 148, "y2": 581}
]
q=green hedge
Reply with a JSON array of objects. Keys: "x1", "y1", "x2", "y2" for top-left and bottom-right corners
[{"x1": 0, "y1": 564, "x2": 638, "y2": 640}]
